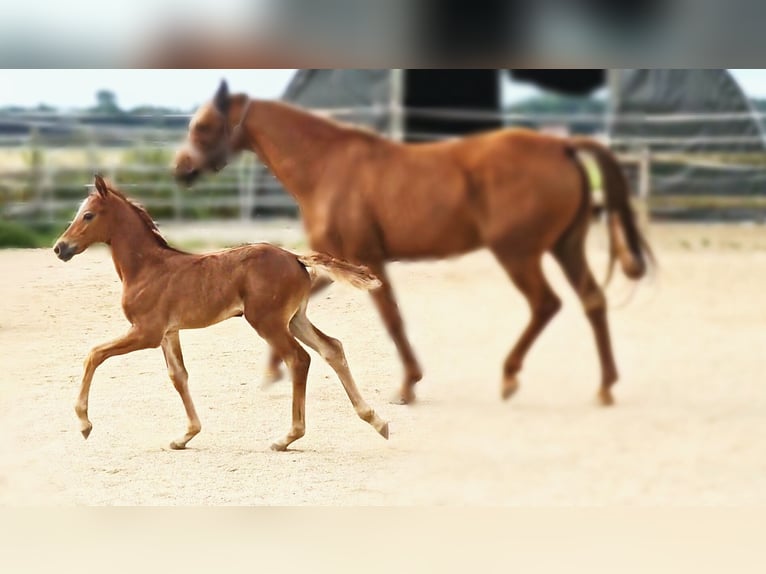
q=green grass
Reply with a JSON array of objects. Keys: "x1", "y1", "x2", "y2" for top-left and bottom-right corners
[{"x1": 0, "y1": 220, "x2": 59, "y2": 248}]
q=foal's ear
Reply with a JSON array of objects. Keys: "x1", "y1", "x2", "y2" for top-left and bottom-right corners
[
  {"x1": 94, "y1": 174, "x2": 108, "y2": 198},
  {"x1": 213, "y1": 79, "x2": 230, "y2": 114}
]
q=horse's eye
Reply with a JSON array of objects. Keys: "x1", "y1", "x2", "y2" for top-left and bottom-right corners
[{"x1": 83, "y1": 212, "x2": 95, "y2": 222}]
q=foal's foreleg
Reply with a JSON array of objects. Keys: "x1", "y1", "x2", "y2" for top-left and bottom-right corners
[
  {"x1": 161, "y1": 331, "x2": 202, "y2": 449},
  {"x1": 494, "y1": 254, "x2": 561, "y2": 400},
  {"x1": 289, "y1": 305, "x2": 389, "y2": 440},
  {"x1": 367, "y1": 264, "x2": 422, "y2": 405},
  {"x1": 75, "y1": 327, "x2": 159, "y2": 439},
  {"x1": 262, "y1": 274, "x2": 334, "y2": 386}
]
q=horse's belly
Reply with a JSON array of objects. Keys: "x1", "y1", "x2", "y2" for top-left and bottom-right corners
[{"x1": 382, "y1": 215, "x2": 481, "y2": 259}]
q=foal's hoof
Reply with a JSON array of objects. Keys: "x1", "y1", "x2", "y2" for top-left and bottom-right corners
[
  {"x1": 598, "y1": 388, "x2": 615, "y2": 407},
  {"x1": 81, "y1": 426, "x2": 93, "y2": 440},
  {"x1": 270, "y1": 441, "x2": 288, "y2": 452},
  {"x1": 501, "y1": 376, "x2": 519, "y2": 400},
  {"x1": 169, "y1": 441, "x2": 187, "y2": 450},
  {"x1": 378, "y1": 422, "x2": 390, "y2": 440}
]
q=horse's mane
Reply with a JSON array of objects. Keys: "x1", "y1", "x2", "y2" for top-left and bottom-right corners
[
  {"x1": 262, "y1": 99, "x2": 383, "y2": 142},
  {"x1": 103, "y1": 184, "x2": 182, "y2": 252}
]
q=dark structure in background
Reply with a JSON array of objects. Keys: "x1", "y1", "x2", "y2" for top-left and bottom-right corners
[
  {"x1": 402, "y1": 70, "x2": 503, "y2": 139},
  {"x1": 276, "y1": 69, "x2": 766, "y2": 220},
  {"x1": 610, "y1": 69, "x2": 766, "y2": 219}
]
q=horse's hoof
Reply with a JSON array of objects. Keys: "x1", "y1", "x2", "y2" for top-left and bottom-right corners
[
  {"x1": 598, "y1": 388, "x2": 615, "y2": 406},
  {"x1": 501, "y1": 376, "x2": 519, "y2": 400},
  {"x1": 390, "y1": 394, "x2": 414, "y2": 406},
  {"x1": 81, "y1": 426, "x2": 92, "y2": 440},
  {"x1": 261, "y1": 369, "x2": 284, "y2": 388},
  {"x1": 378, "y1": 422, "x2": 390, "y2": 440},
  {"x1": 270, "y1": 441, "x2": 288, "y2": 452},
  {"x1": 391, "y1": 386, "x2": 416, "y2": 405},
  {"x1": 169, "y1": 441, "x2": 186, "y2": 450}
]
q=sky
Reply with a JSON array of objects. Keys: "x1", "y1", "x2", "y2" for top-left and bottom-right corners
[
  {"x1": 0, "y1": 69, "x2": 765, "y2": 110},
  {"x1": 0, "y1": 70, "x2": 296, "y2": 111}
]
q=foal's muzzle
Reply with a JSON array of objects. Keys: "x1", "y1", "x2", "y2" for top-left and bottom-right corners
[{"x1": 53, "y1": 241, "x2": 76, "y2": 262}]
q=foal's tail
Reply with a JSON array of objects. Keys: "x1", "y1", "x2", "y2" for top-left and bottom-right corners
[
  {"x1": 297, "y1": 253, "x2": 382, "y2": 291},
  {"x1": 570, "y1": 138, "x2": 654, "y2": 285}
]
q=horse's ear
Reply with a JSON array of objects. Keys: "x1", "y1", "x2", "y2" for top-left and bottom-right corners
[
  {"x1": 94, "y1": 174, "x2": 108, "y2": 198},
  {"x1": 213, "y1": 79, "x2": 230, "y2": 114}
]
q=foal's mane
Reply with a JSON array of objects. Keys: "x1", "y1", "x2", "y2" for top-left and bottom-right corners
[{"x1": 102, "y1": 183, "x2": 181, "y2": 252}]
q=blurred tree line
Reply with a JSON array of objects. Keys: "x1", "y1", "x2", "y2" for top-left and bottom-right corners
[{"x1": 3, "y1": 88, "x2": 766, "y2": 121}]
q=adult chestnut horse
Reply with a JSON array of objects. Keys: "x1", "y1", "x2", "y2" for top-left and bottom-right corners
[
  {"x1": 175, "y1": 81, "x2": 651, "y2": 406},
  {"x1": 53, "y1": 175, "x2": 388, "y2": 451}
]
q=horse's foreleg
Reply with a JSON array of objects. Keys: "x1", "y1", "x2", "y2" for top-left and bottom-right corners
[
  {"x1": 289, "y1": 304, "x2": 389, "y2": 440},
  {"x1": 494, "y1": 253, "x2": 561, "y2": 400},
  {"x1": 75, "y1": 327, "x2": 159, "y2": 439},
  {"x1": 261, "y1": 274, "x2": 334, "y2": 386},
  {"x1": 367, "y1": 264, "x2": 422, "y2": 405},
  {"x1": 161, "y1": 331, "x2": 202, "y2": 449}
]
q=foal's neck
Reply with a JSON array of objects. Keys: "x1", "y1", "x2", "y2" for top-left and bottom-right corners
[
  {"x1": 241, "y1": 99, "x2": 345, "y2": 201},
  {"x1": 107, "y1": 203, "x2": 171, "y2": 283}
]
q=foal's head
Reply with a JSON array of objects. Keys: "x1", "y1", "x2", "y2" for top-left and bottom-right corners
[
  {"x1": 53, "y1": 175, "x2": 119, "y2": 261},
  {"x1": 174, "y1": 79, "x2": 246, "y2": 187}
]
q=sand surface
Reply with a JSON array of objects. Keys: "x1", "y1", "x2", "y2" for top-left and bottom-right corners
[{"x1": 1, "y1": 222, "x2": 765, "y2": 505}]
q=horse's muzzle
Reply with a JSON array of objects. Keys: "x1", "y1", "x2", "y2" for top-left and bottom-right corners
[
  {"x1": 53, "y1": 241, "x2": 76, "y2": 262},
  {"x1": 175, "y1": 168, "x2": 200, "y2": 188}
]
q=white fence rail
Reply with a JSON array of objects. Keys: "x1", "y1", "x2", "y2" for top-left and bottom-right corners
[{"x1": 2, "y1": 105, "x2": 765, "y2": 224}]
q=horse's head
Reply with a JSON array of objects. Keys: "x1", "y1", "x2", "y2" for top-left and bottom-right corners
[
  {"x1": 174, "y1": 79, "x2": 242, "y2": 187},
  {"x1": 53, "y1": 175, "x2": 113, "y2": 261}
]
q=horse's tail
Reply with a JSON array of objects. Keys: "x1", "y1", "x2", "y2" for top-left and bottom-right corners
[
  {"x1": 297, "y1": 253, "x2": 382, "y2": 291},
  {"x1": 570, "y1": 138, "x2": 654, "y2": 285}
]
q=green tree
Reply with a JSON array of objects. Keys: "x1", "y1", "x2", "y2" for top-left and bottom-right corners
[{"x1": 93, "y1": 89, "x2": 121, "y2": 114}]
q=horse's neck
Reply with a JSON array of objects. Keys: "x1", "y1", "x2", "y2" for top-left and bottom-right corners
[
  {"x1": 107, "y1": 205, "x2": 168, "y2": 283},
  {"x1": 244, "y1": 100, "x2": 343, "y2": 200}
]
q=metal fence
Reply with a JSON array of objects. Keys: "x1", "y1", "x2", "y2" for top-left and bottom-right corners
[{"x1": 2, "y1": 106, "x2": 766, "y2": 226}]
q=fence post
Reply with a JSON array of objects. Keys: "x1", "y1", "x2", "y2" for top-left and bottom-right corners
[
  {"x1": 637, "y1": 146, "x2": 652, "y2": 229},
  {"x1": 238, "y1": 155, "x2": 257, "y2": 221},
  {"x1": 389, "y1": 69, "x2": 405, "y2": 142}
]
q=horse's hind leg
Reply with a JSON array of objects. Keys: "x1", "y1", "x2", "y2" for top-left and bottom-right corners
[
  {"x1": 367, "y1": 263, "x2": 422, "y2": 405},
  {"x1": 161, "y1": 331, "x2": 202, "y2": 449},
  {"x1": 553, "y1": 230, "x2": 619, "y2": 406},
  {"x1": 492, "y1": 252, "x2": 561, "y2": 400},
  {"x1": 249, "y1": 312, "x2": 311, "y2": 451},
  {"x1": 289, "y1": 303, "x2": 389, "y2": 440},
  {"x1": 262, "y1": 275, "x2": 334, "y2": 386}
]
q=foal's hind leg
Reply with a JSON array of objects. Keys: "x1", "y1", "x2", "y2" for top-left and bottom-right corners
[
  {"x1": 289, "y1": 304, "x2": 389, "y2": 439},
  {"x1": 553, "y1": 234, "x2": 619, "y2": 406},
  {"x1": 161, "y1": 331, "x2": 202, "y2": 449},
  {"x1": 492, "y1": 253, "x2": 562, "y2": 400},
  {"x1": 262, "y1": 275, "x2": 334, "y2": 386},
  {"x1": 249, "y1": 312, "x2": 311, "y2": 451}
]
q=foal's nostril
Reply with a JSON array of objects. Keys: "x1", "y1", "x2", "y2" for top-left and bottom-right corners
[{"x1": 53, "y1": 243, "x2": 61, "y2": 255}]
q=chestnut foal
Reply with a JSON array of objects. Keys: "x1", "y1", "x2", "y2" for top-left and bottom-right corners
[{"x1": 53, "y1": 175, "x2": 388, "y2": 451}]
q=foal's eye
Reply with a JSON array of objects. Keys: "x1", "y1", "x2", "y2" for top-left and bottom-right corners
[{"x1": 83, "y1": 212, "x2": 95, "y2": 222}]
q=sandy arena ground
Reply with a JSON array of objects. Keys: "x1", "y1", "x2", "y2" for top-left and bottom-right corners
[{"x1": 1, "y1": 221, "x2": 766, "y2": 505}]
